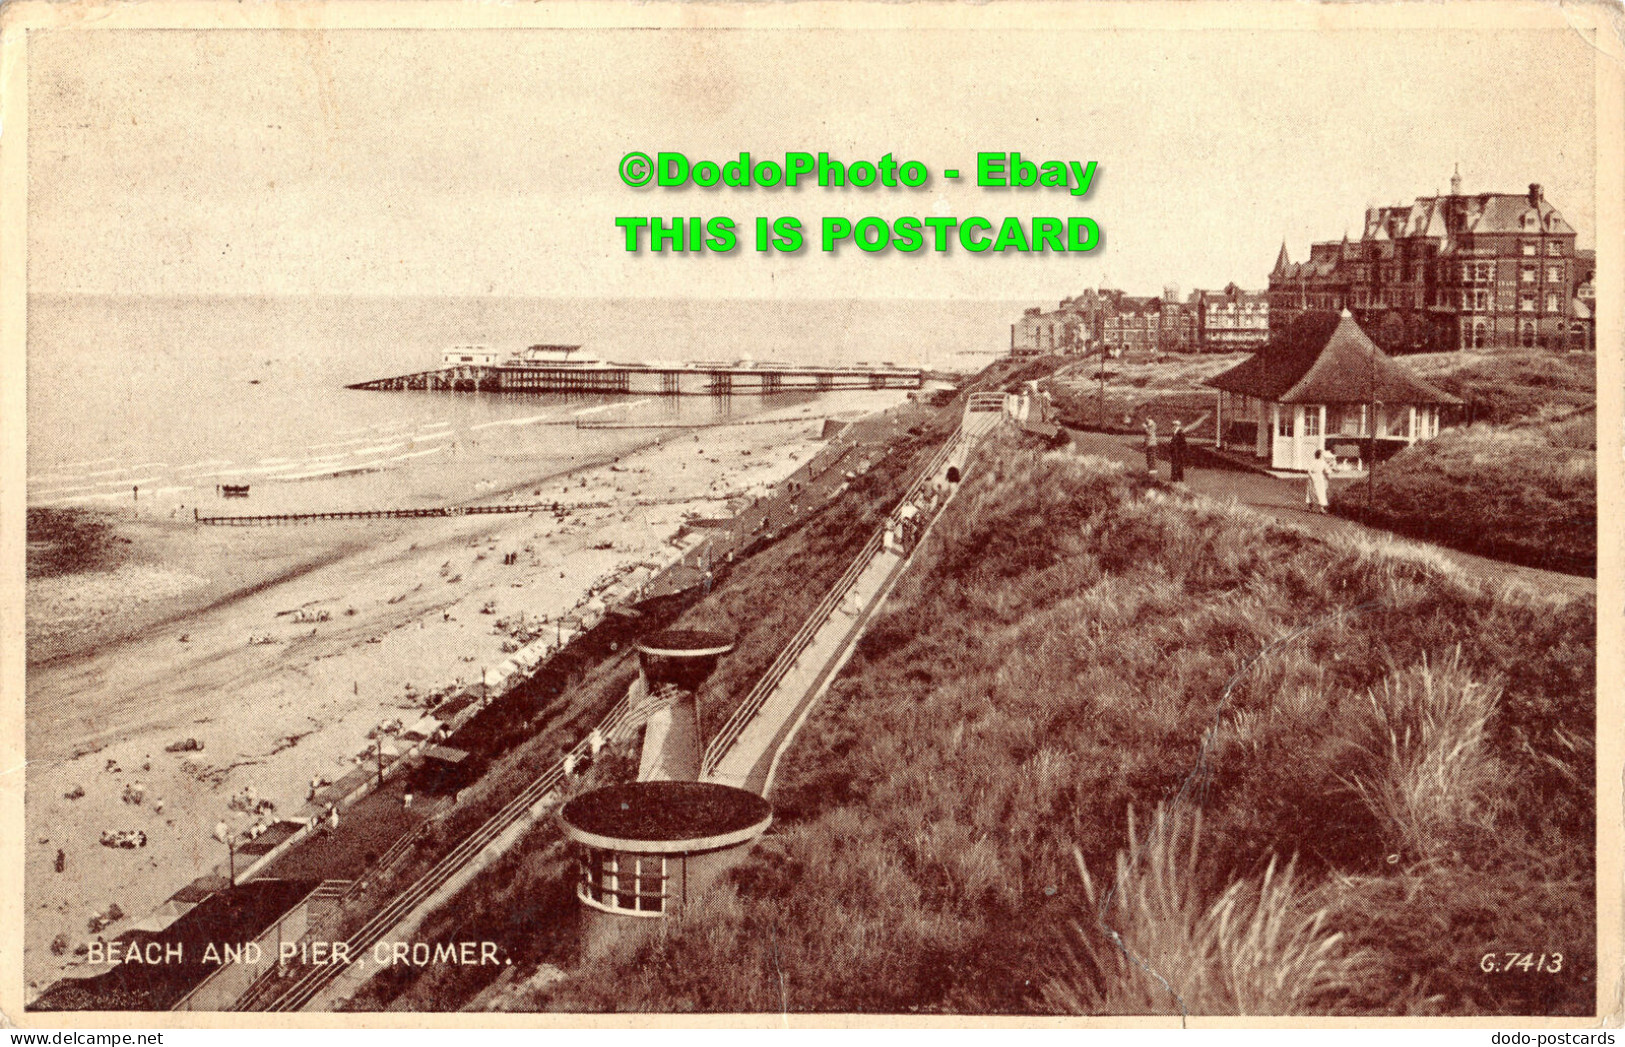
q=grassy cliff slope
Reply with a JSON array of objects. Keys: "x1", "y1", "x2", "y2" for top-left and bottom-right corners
[{"x1": 527, "y1": 434, "x2": 1594, "y2": 1016}]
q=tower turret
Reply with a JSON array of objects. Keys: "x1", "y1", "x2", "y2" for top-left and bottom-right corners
[{"x1": 1272, "y1": 241, "x2": 1291, "y2": 277}]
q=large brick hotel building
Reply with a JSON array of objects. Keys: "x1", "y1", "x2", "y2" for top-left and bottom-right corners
[{"x1": 1269, "y1": 173, "x2": 1591, "y2": 352}]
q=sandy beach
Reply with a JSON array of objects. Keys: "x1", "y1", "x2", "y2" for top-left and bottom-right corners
[{"x1": 23, "y1": 392, "x2": 899, "y2": 994}]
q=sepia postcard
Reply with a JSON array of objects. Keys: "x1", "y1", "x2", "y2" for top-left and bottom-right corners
[{"x1": 1, "y1": 0, "x2": 1621, "y2": 1029}]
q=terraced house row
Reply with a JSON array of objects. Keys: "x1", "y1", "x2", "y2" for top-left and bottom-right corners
[{"x1": 1011, "y1": 283, "x2": 1270, "y2": 356}]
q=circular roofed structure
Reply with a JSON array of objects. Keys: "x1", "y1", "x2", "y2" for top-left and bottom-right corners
[
  {"x1": 560, "y1": 780, "x2": 770, "y2": 851},
  {"x1": 635, "y1": 629, "x2": 735, "y2": 694},
  {"x1": 635, "y1": 629, "x2": 735, "y2": 659},
  {"x1": 558, "y1": 781, "x2": 771, "y2": 937}
]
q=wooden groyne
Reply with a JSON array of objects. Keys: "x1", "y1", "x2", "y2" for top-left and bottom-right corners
[
  {"x1": 193, "y1": 491, "x2": 744, "y2": 526},
  {"x1": 195, "y1": 503, "x2": 608, "y2": 526},
  {"x1": 574, "y1": 415, "x2": 826, "y2": 430},
  {"x1": 348, "y1": 362, "x2": 924, "y2": 397}
]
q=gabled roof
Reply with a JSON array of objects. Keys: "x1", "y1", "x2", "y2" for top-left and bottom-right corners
[
  {"x1": 1465, "y1": 194, "x2": 1576, "y2": 236},
  {"x1": 1204, "y1": 312, "x2": 1463, "y2": 405},
  {"x1": 1422, "y1": 199, "x2": 1449, "y2": 239},
  {"x1": 1195, "y1": 285, "x2": 1268, "y2": 308}
]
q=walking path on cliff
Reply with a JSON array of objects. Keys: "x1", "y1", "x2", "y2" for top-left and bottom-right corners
[
  {"x1": 704, "y1": 407, "x2": 1004, "y2": 795},
  {"x1": 1066, "y1": 428, "x2": 1595, "y2": 600}
]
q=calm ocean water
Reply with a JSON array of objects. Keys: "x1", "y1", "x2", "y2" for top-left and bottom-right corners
[{"x1": 26, "y1": 295, "x2": 1024, "y2": 512}]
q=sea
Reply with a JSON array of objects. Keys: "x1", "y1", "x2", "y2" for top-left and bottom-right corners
[{"x1": 25, "y1": 295, "x2": 1026, "y2": 516}]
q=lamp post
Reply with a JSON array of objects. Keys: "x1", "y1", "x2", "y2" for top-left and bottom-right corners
[
  {"x1": 375, "y1": 730, "x2": 385, "y2": 786},
  {"x1": 225, "y1": 830, "x2": 237, "y2": 886},
  {"x1": 1097, "y1": 345, "x2": 1107, "y2": 430},
  {"x1": 1366, "y1": 400, "x2": 1382, "y2": 513},
  {"x1": 1366, "y1": 324, "x2": 1378, "y2": 515}
]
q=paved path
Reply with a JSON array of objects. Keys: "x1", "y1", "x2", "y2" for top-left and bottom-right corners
[
  {"x1": 1066, "y1": 428, "x2": 1595, "y2": 600},
  {"x1": 704, "y1": 545, "x2": 904, "y2": 794},
  {"x1": 706, "y1": 412, "x2": 1003, "y2": 794}
]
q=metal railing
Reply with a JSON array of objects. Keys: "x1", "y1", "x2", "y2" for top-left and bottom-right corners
[
  {"x1": 699, "y1": 427, "x2": 965, "y2": 778},
  {"x1": 244, "y1": 691, "x2": 641, "y2": 1011}
]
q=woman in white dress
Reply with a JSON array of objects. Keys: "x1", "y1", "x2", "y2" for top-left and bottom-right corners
[{"x1": 1305, "y1": 448, "x2": 1331, "y2": 512}]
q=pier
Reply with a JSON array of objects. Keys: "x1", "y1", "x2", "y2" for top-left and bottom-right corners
[{"x1": 347, "y1": 361, "x2": 924, "y2": 397}]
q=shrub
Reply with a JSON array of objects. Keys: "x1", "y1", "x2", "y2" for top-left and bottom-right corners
[{"x1": 1425, "y1": 353, "x2": 1594, "y2": 425}]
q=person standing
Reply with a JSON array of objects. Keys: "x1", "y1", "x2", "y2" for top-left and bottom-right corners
[
  {"x1": 1142, "y1": 419, "x2": 1159, "y2": 477},
  {"x1": 1168, "y1": 421, "x2": 1188, "y2": 483},
  {"x1": 1305, "y1": 448, "x2": 1331, "y2": 513}
]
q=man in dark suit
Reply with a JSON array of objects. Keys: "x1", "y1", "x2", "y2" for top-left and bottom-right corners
[{"x1": 1168, "y1": 421, "x2": 1188, "y2": 483}]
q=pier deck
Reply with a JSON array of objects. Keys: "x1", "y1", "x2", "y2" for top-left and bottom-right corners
[{"x1": 348, "y1": 361, "x2": 924, "y2": 396}]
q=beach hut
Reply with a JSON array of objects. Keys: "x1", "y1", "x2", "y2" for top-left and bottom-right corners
[
  {"x1": 401, "y1": 716, "x2": 442, "y2": 744},
  {"x1": 1205, "y1": 310, "x2": 1462, "y2": 472}
]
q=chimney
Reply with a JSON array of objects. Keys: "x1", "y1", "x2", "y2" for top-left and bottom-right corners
[{"x1": 1529, "y1": 183, "x2": 1543, "y2": 208}]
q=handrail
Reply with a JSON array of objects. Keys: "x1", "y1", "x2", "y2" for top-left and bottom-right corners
[
  {"x1": 700, "y1": 527, "x2": 885, "y2": 775},
  {"x1": 244, "y1": 687, "x2": 638, "y2": 1011},
  {"x1": 699, "y1": 426, "x2": 963, "y2": 776},
  {"x1": 363, "y1": 821, "x2": 432, "y2": 886}
]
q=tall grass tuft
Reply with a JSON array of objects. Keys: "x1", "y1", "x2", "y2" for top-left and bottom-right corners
[
  {"x1": 1048, "y1": 806, "x2": 1370, "y2": 1015},
  {"x1": 1346, "y1": 648, "x2": 1500, "y2": 861}
]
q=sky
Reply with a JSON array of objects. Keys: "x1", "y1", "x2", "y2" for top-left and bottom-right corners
[{"x1": 26, "y1": 20, "x2": 1599, "y2": 300}]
